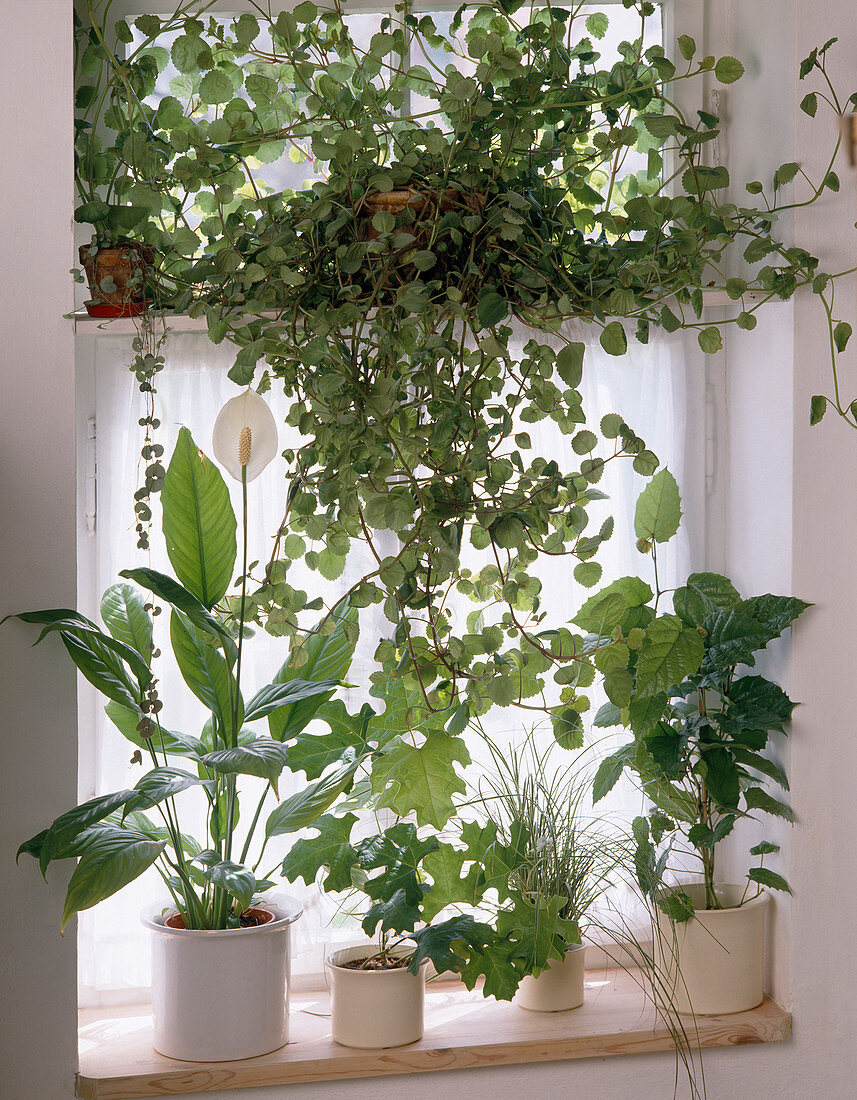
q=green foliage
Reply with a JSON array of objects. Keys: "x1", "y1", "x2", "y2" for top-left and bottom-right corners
[
  {"x1": 72, "y1": 0, "x2": 850, "y2": 732},
  {"x1": 599, "y1": 486, "x2": 809, "y2": 914},
  {"x1": 13, "y1": 431, "x2": 352, "y2": 930},
  {"x1": 371, "y1": 729, "x2": 471, "y2": 829},
  {"x1": 161, "y1": 427, "x2": 236, "y2": 609}
]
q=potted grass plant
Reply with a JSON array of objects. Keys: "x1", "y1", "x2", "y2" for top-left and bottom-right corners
[
  {"x1": 485, "y1": 741, "x2": 628, "y2": 1012},
  {"x1": 415, "y1": 731, "x2": 629, "y2": 1011},
  {"x1": 10, "y1": 398, "x2": 364, "y2": 1061},
  {"x1": 588, "y1": 471, "x2": 809, "y2": 1014}
]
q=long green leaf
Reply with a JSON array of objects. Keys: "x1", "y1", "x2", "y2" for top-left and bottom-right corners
[
  {"x1": 265, "y1": 757, "x2": 360, "y2": 837},
  {"x1": 245, "y1": 678, "x2": 340, "y2": 723},
  {"x1": 267, "y1": 601, "x2": 357, "y2": 740},
  {"x1": 100, "y1": 583, "x2": 153, "y2": 660},
  {"x1": 202, "y1": 737, "x2": 290, "y2": 796},
  {"x1": 38, "y1": 790, "x2": 135, "y2": 877},
  {"x1": 170, "y1": 610, "x2": 242, "y2": 744},
  {"x1": 194, "y1": 853, "x2": 256, "y2": 912},
  {"x1": 60, "y1": 632, "x2": 142, "y2": 711},
  {"x1": 60, "y1": 826, "x2": 166, "y2": 931},
  {"x1": 161, "y1": 427, "x2": 237, "y2": 609},
  {"x1": 124, "y1": 766, "x2": 215, "y2": 815},
  {"x1": 13, "y1": 609, "x2": 152, "y2": 691},
  {"x1": 119, "y1": 567, "x2": 237, "y2": 660}
]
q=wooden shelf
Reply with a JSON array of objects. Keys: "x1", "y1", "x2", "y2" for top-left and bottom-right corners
[{"x1": 76, "y1": 969, "x2": 790, "y2": 1099}]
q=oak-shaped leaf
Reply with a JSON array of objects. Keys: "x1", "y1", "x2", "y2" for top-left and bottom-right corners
[
  {"x1": 371, "y1": 730, "x2": 470, "y2": 829},
  {"x1": 280, "y1": 812, "x2": 358, "y2": 893},
  {"x1": 407, "y1": 915, "x2": 494, "y2": 975}
]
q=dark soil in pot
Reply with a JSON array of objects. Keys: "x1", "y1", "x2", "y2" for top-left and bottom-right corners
[
  {"x1": 338, "y1": 952, "x2": 414, "y2": 971},
  {"x1": 164, "y1": 907, "x2": 274, "y2": 930}
]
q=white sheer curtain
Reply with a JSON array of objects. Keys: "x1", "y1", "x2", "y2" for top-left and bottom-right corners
[{"x1": 78, "y1": 324, "x2": 692, "y2": 1005}]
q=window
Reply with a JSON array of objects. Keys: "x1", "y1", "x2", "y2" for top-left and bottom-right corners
[{"x1": 74, "y1": 1, "x2": 711, "y2": 1007}]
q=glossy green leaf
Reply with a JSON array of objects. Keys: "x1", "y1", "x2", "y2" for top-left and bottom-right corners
[
  {"x1": 124, "y1": 766, "x2": 214, "y2": 815},
  {"x1": 60, "y1": 826, "x2": 166, "y2": 931},
  {"x1": 202, "y1": 737, "x2": 290, "y2": 796},
  {"x1": 100, "y1": 584, "x2": 153, "y2": 659},
  {"x1": 408, "y1": 915, "x2": 493, "y2": 975},
  {"x1": 161, "y1": 427, "x2": 236, "y2": 610},
  {"x1": 245, "y1": 678, "x2": 340, "y2": 723},
  {"x1": 673, "y1": 572, "x2": 740, "y2": 627},
  {"x1": 60, "y1": 631, "x2": 142, "y2": 712},
  {"x1": 194, "y1": 853, "x2": 256, "y2": 911},
  {"x1": 25, "y1": 790, "x2": 133, "y2": 876},
  {"x1": 747, "y1": 867, "x2": 791, "y2": 893},
  {"x1": 265, "y1": 757, "x2": 359, "y2": 837},
  {"x1": 743, "y1": 787, "x2": 794, "y2": 822},
  {"x1": 119, "y1": 567, "x2": 236, "y2": 658},
  {"x1": 634, "y1": 469, "x2": 682, "y2": 544}
]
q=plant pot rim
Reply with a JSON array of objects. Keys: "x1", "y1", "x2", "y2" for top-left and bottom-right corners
[
  {"x1": 325, "y1": 942, "x2": 429, "y2": 974},
  {"x1": 142, "y1": 894, "x2": 302, "y2": 938},
  {"x1": 659, "y1": 882, "x2": 769, "y2": 916}
]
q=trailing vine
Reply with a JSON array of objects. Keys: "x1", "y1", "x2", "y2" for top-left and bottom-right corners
[{"x1": 75, "y1": 0, "x2": 857, "y2": 742}]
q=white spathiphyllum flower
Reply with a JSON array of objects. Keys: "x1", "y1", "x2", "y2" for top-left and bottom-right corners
[{"x1": 212, "y1": 390, "x2": 278, "y2": 482}]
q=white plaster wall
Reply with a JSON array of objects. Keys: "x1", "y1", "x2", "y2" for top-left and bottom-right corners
[
  {"x1": 4, "y1": 1, "x2": 857, "y2": 1097},
  {"x1": 0, "y1": 1, "x2": 79, "y2": 1097}
]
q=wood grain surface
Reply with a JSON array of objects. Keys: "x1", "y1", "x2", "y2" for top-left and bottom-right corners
[{"x1": 76, "y1": 968, "x2": 790, "y2": 1099}]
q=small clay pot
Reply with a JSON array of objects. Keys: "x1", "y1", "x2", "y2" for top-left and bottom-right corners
[
  {"x1": 79, "y1": 241, "x2": 154, "y2": 309},
  {"x1": 355, "y1": 188, "x2": 485, "y2": 286},
  {"x1": 359, "y1": 187, "x2": 485, "y2": 238}
]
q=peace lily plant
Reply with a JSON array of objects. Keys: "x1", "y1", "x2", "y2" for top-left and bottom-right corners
[{"x1": 12, "y1": 404, "x2": 359, "y2": 933}]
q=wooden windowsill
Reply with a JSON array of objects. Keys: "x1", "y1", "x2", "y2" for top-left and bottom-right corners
[{"x1": 76, "y1": 969, "x2": 790, "y2": 1099}]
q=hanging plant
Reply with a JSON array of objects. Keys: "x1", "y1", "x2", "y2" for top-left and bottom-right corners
[{"x1": 75, "y1": 0, "x2": 856, "y2": 741}]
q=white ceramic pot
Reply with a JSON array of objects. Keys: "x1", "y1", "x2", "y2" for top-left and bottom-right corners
[
  {"x1": 325, "y1": 943, "x2": 428, "y2": 1048},
  {"x1": 515, "y1": 944, "x2": 586, "y2": 1012},
  {"x1": 655, "y1": 883, "x2": 769, "y2": 1015},
  {"x1": 142, "y1": 895, "x2": 302, "y2": 1061}
]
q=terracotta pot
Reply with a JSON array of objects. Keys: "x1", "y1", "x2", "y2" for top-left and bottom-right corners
[
  {"x1": 360, "y1": 187, "x2": 485, "y2": 227},
  {"x1": 357, "y1": 189, "x2": 486, "y2": 279},
  {"x1": 142, "y1": 896, "x2": 302, "y2": 1061},
  {"x1": 79, "y1": 242, "x2": 154, "y2": 309},
  {"x1": 654, "y1": 883, "x2": 769, "y2": 1015},
  {"x1": 325, "y1": 943, "x2": 428, "y2": 1049},
  {"x1": 515, "y1": 944, "x2": 586, "y2": 1012}
]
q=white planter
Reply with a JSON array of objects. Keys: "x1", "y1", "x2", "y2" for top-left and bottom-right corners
[
  {"x1": 515, "y1": 944, "x2": 586, "y2": 1012},
  {"x1": 655, "y1": 884, "x2": 769, "y2": 1015},
  {"x1": 142, "y1": 896, "x2": 302, "y2": 1061},
  {"x1": 325, "y1": 943, "x2": 428, "y2": 1048}
]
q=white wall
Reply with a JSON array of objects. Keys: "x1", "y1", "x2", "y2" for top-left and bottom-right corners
[
  {"x1": 4, "y1": 0, "x2": 857, "y2": 1097},
  {"x1": 0, "y1": 1, "x2": 79, "y2": 1097}
]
